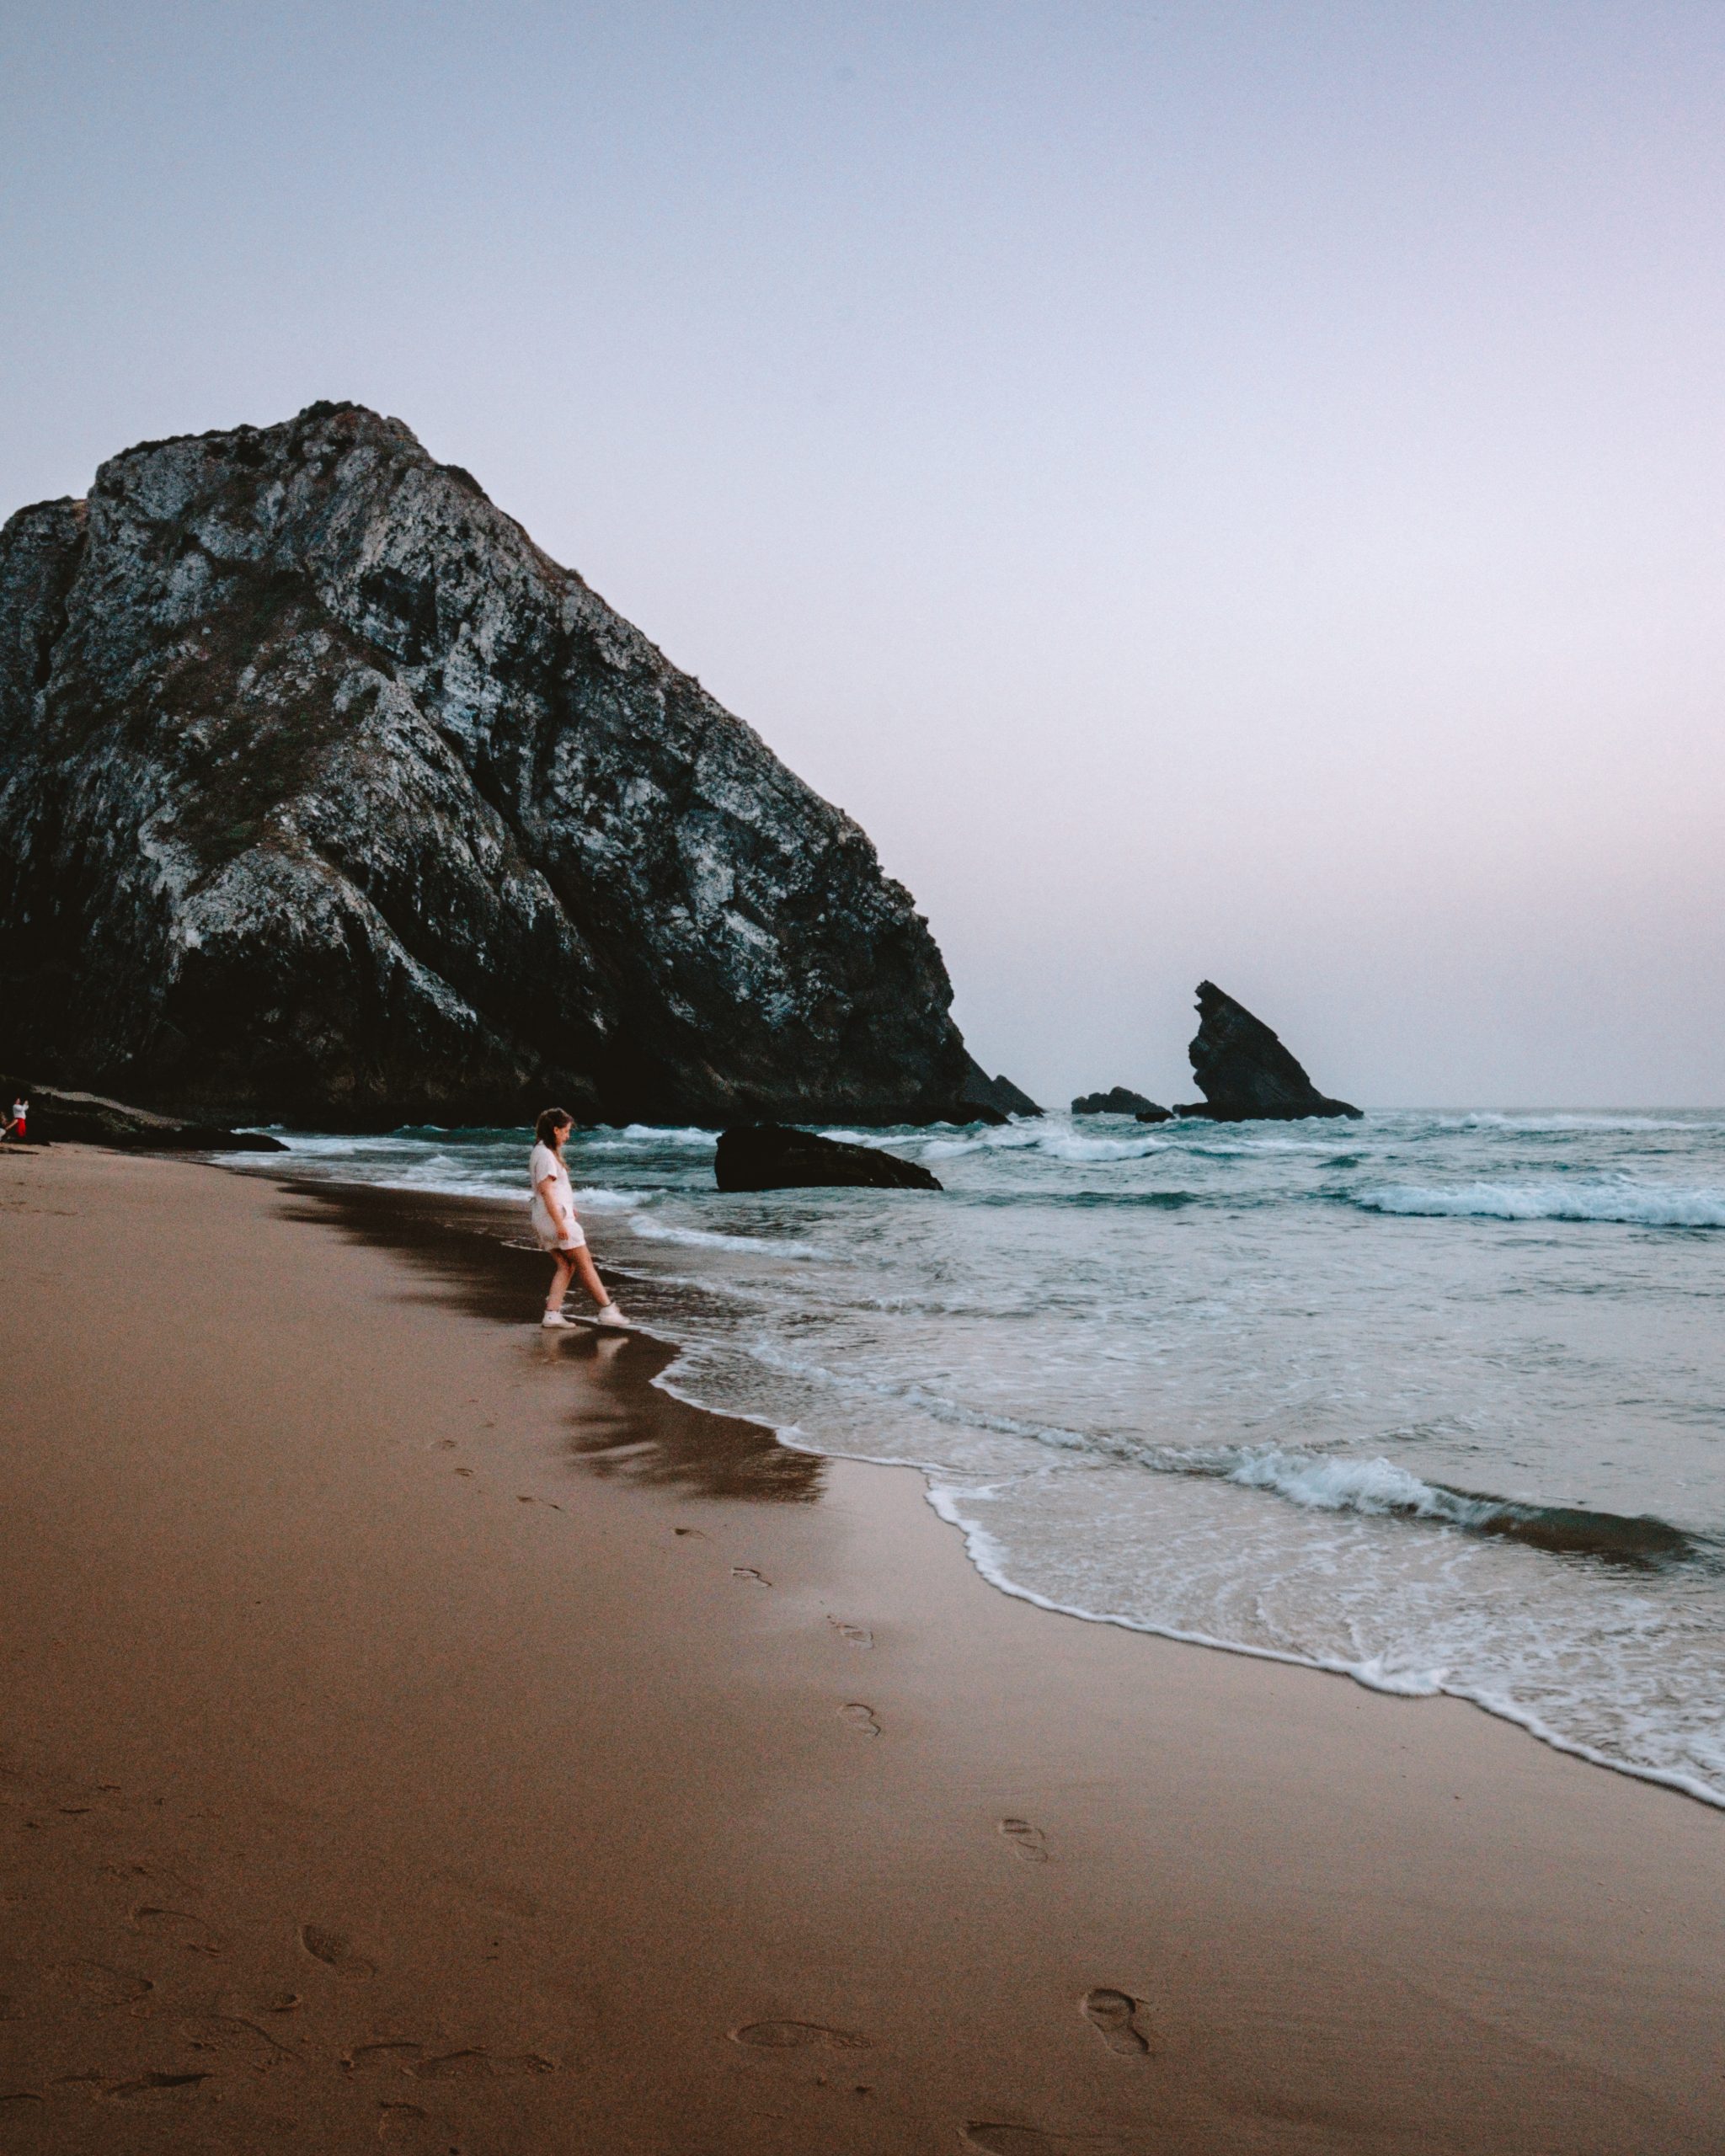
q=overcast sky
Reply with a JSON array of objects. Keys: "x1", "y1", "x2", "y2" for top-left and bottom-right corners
[{"x1": 3, "y1": 1, "x2": 1721, "y2": 1106}]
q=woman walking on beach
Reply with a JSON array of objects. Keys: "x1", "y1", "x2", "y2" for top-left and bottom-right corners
[{"x1": 531, "y1": 1109, "x2": 629, "y2": 1329}]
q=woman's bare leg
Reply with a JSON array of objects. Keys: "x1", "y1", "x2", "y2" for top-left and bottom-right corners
[
  {"x1": 569, "y1": 1247, "x2": 612, "y2": 1310},
  {"x1": 546, "y1": 1250, "x2": 576, "y2": 1313}
]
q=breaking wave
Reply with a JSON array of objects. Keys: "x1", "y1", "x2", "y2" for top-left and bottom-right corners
[{"x1": 1356, "y1": 1181, "x2": 1725, "y2": 1228}]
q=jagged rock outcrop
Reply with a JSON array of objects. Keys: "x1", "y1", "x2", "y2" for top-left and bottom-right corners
[
  {"x1": 0, "y1": 1080, "x2": 286, "y2": 1151},
  {"x1": 1172, "y1": 981, "x2": 1361, "y2": 1122},
  {"x1": 0, "y1": 403, "x2": 1027, "y2": 1129},
  {"x1": 714, "y1": 1123, "x2": 942, "y2": 1193},
  {"x1": 960, "y1": 1060, "x2": 1042, "y2": 1123},
  {"x1": 1071, "y1": 1086, "x2": 1167, "y2": 1118}
]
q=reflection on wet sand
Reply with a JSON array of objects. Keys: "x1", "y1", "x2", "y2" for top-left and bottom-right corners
[{"x1": 273, "y1": 1179, "x2": 825, "y2": 1503}]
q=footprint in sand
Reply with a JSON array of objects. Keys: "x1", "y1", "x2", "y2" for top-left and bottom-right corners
[
  {"x1": 837, "y1": 1703, "x2": 882, "y2": 1737},
  {"x1": 179, "y1": 2014, "x2": 296, "y2": 2068},
  {"x1": 409, "y1": 2047, "x2": 554, "y2": 2079},
  {"x1": 215, "y1": 1985, "x2": 301, "y2": 2017},
  {"x1": 377, "y1": 2100, "x2": 430, "y2": 2139},
  {"x1": 730, "y1": 2021, "x2": 868, "y2": 2052},
  {"x1": 344, "y1": 2041, "x2": 425, "y2": 2075},
  {"x1": 49, "y1": 1961, "x2": 152, "y2": 2010},
  {"x1": 731, "y1": 1566, "x2": 772, "y2": 1585},
  {"x1": 298, "y1": 1924, "x2": 376, "y2": 1979},
  {"x1": 104, "y1": 2069, "x2": 212, "y2": 2102},
  {"x1": 1081, "y1": 1987, "x2": 1149, "y2": 2056},
  {"x1": 104, "y1": 1860, "x2": 201, "y2": 1897},
  {"x1": 998, "y1": 1817, "x2": 1049, "y2": 1863},
  {"x1": 132, "y1": 1904, "x2": 225, "y2": 1954},
  {"x1": 827, "y1": 1618, "x2": 874, "y2": 1648},
  {"x1": 674, "y1": 1526, "x2": 707, "y2": 1539}
]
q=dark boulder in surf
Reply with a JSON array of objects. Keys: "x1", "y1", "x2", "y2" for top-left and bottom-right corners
[
  {"x1": 1071, "y1": 1086, "x2": 1168, "y2": 1118},
  {"x1": 715, "y1": 1123, "x2": 943, "y2": 1193},
  {"x1": 0, "y1": 1080, "x2": 286, "y2": 1151},
  {"x1": 0, "y1": 404, "x2": 984, "y2": 1130},
  {"x1": 1172, "y1": 981, "x2": 1362, "y2": 1123}
]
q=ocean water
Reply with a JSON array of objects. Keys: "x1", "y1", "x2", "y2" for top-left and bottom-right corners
[{"x1": 240, "y1": 1109, "x2": 1725, "y2": 1806}]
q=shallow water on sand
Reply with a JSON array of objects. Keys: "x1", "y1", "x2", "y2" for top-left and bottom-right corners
[{"x1": 243, "y1": 1108, "x2": 1725, "y2": 1804}]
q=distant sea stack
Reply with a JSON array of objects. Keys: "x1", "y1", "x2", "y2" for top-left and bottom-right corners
[
  {"x1": 1071, "y1": 1086, "x2": 1169, "y2": 1119},
  {"x1": 1174, "y1": 982, "x2": 1362, "y2": 1122},
  {"x1": 0, "y1": 403, "x2": 1029, "y2": 1129}
]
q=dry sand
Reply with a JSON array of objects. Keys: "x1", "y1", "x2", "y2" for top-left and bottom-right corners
[{"x1": 1, "y1": 1145, "x2": 1721, "y2": 2154}]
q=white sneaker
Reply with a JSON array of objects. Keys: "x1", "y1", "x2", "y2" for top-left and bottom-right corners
[
  {"x1": 542, "y1": 1310, "x2": 575, "y2": 1329},
  {"x1": 594, "y1": 1303, "x2": 631, "y2": 1328}
]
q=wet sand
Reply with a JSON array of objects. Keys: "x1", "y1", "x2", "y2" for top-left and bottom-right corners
[{"x1": 1, "y1": 1145, "x2": 1722, "y2": 2154}]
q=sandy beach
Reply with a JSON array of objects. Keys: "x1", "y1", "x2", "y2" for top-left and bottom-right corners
[{"x1": 1, "y1": 1145, "x2": 1722, "y2": 2155}]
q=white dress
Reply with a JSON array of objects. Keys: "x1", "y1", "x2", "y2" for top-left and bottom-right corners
[{"x1": 529, "y1": 1140, "x2": 585, "y2": 1250}]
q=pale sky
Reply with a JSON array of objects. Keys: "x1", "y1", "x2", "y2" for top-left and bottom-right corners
[{"x1": 3, "y1": 1, "x2": 1721, "y2": 1107}]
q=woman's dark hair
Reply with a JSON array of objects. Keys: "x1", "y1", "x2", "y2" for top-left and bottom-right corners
[{"x1": 535, "y1": 1107, "x2": 574, "y2": 1145}]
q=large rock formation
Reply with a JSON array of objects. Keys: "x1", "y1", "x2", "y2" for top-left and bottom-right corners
[
  {"x1": 0, "y1": 403, "x2": 1020, "y2": 1129},
  {"x1": 1172, "y1": 981, "x2": 1361, "y2": 1122},
  {"x1": 714, "y1": 1123, "x2": 942, "y2": 1193}
]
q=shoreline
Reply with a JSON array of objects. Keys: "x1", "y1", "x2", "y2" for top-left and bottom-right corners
[
  {"x1": 3, "y1": 1145, "x2": 1722, "y2": 2152},
  {"x1": 259, "y1": 1156, "x2": 1725, "y2": 1817},
  {"x1": 919, "y1": 1485, "x2": 1725, "y2": 1814},
  {"x1": 922, "y1": 1491, "x2": 1725, "y2": 1815}
]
